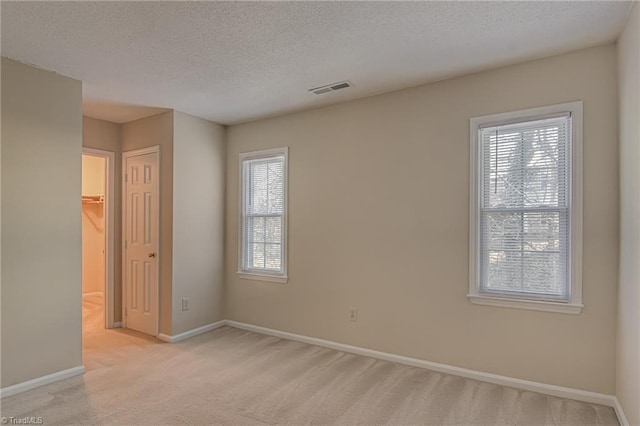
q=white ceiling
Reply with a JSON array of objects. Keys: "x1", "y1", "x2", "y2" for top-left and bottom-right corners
[{"x1": 1, "y1": 1, "x2": 633, "y2": 125}]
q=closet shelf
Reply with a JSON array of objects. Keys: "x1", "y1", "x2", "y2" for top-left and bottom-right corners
[{"x1": 82, "y1": 195, "x2": 104, "y2": 204}]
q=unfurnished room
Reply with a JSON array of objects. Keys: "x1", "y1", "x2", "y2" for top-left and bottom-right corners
[{"x1": 0, "y1": 1, "x2": 639, "y2": 425}]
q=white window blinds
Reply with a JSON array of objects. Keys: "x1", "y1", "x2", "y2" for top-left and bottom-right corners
[
  {"x1": 241, "y1": 151, "x2": 286, "y2": 275},
  {"x1": 478, "y1": 114, "x2": 571, "y2": 300}
]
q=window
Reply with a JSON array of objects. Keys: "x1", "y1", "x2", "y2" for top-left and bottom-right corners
[
  {"x1": 469, "y1": 102, "x2": 583, "y2": 314},
  {"x1": 238, "y1": 147, "x2": 288, "y2": 283}
]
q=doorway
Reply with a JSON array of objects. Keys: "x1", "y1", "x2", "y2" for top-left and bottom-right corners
[{"x1": 82, "y1": 148, "x2": 115, "y2": 333}]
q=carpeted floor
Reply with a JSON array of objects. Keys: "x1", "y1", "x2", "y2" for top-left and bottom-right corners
[{"x1": 0, "y1": 294, "x2": 619, "y2": 425}]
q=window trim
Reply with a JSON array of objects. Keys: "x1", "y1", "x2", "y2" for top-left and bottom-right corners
[
  {"x1": 468, "y1": 102, "x2": 583, "y2": 314},
  {"x1": 237, "y1": 147, "x2": 289, "y2": 283}
]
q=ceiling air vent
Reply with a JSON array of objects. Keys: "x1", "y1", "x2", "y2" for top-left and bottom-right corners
[{"x1": 309, "y1": 81, "x2": 352, "y2": 95}]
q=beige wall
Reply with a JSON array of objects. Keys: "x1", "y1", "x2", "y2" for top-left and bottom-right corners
[
  {"x1": 122, "y1": 111, "x2": 174, "y2": 335},
  {"x1": 81, "y1": 155, "x2": 105, "y2": 195},
  {"x1": 83, "y1": 116, "x2": 123, "y2": 320},
  {"x1": 1, "y1": 58, "x2": 83, "y2": 387},
  {"x1": 172, "y1": 111, "x2": 226, "y2": 334},
  {"x1": 82, "y1": 203, "x2": 105, "y2": 294},
  {"x1": 82, "y1": 155, "x2": 106, "y2": 294},
  {"x1": 226, "y1": 45, "x2": 619, "y2": 394},
  {"x1": 83, "y1": 116, "x2": 121, "y2": 153},
  {"x1": 616, "y1": 3, "x2": 640, "y2": 424}
]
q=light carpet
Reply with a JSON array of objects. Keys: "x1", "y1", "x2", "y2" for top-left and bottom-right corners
[{"x1": 0, "y1": 295, "x2": 619, "y2": 425}]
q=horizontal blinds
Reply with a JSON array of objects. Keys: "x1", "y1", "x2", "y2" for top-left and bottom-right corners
[
  {"x1": 479, "y1": 115, "x2": 571, "y2": 299},
  {"x1": 243, "y1": 155, "x2": 285, "y2": 273}
]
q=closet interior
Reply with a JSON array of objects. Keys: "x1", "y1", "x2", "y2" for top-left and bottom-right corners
[{"x1": 82, "y1": 154, "x2": 106, "y2": 331}]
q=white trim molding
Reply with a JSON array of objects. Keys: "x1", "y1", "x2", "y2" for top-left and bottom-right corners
[
  {"x1": 0, "y1": 366, "x2": 85, "y2": 399},
  {"x1": 613, "y1": 397, "x2": 630, "y2": 426},
  {"x1": 237, "y1": 147, "x2": 289, "y2": 283},
  {"x1": 468, "y1": 294, "x2": 584, "y2": 314},
  {"x1": 158, "y1": 321, "x2": 226, "y2": 343},
  {"x1": 1, "y1": 321, "x2": 626, "y2": 426},
  {"x1": 237, "y1": 272, "x2": 288, "y2": 284},
  {"x1": 224, "y1": 320, "x2": 618, "y2": 410},
  {"x1": 468, "y1": 101, "x2": 584, "y2": 314},
  {"x1": 113, "y1": 322, "x2": 123, "y2": 328}
]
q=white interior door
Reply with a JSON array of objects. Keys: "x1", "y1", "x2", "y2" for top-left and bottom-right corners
[{"x1": 124, "y1": 148, "x2": 159, "y2": 337}]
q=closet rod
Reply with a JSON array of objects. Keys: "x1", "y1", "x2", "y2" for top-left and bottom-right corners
[{"x1": 82, "y1": 195, "x2": 104, "y2": 204}]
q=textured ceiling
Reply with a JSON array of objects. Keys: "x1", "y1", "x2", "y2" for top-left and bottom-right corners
[{"x1": 1, "y1": 1, "x2": 633, "y2": 125}]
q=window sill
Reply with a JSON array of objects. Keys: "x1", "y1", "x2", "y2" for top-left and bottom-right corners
[
  {"x1": 467, "y1": 294, "x2": 583, "y2": 314},
  {"x1": 237, "y1": 272, "x2": 288, "y2": 284}
]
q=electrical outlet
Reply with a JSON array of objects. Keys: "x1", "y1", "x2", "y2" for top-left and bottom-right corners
[
  {"x1": 182, "y1": 298, "x2": 190, "y2": 311},
  {"x1": 349, "y1": 307, "x2": 358, "y2": 322}
]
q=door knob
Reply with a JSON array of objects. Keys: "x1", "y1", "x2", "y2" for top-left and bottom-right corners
[{"x1": 148, "y1": 252, "x2": 156, "y2": 258}]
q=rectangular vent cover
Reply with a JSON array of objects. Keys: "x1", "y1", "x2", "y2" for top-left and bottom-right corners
[{"x1": 309, "y1": 81, "x2": 352, "y2": 95}]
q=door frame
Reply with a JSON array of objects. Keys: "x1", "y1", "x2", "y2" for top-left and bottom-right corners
[
  {"x1": 122, "y1": 145, "x2": 161, "y2": 337},
  {"x1": 82, "y1": 147, "x2": 116, "y2": 329}
]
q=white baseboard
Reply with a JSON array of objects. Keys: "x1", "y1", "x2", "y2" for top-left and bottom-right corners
[
  {"x1": 158, "y1": 320, "x2": 226, "y2": 343},
  {"x1": 1, "y1": 321, "x2": 628, "y2": 426},
  {"x1": 224, "y1": 320, "x2": 619, "y2": 410},
  {"x1": 82, "y1": 292, "x2": 104, "y2": 298},
  {"x1": 112, "y1": 322, "x2": 122, "y2": 328},
  {"x1": 0, "y1": 366, "x2": 85, "y2": 399},
  {"x1": 613, "y1": 397, "x2": 629, "y2": 426}
]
